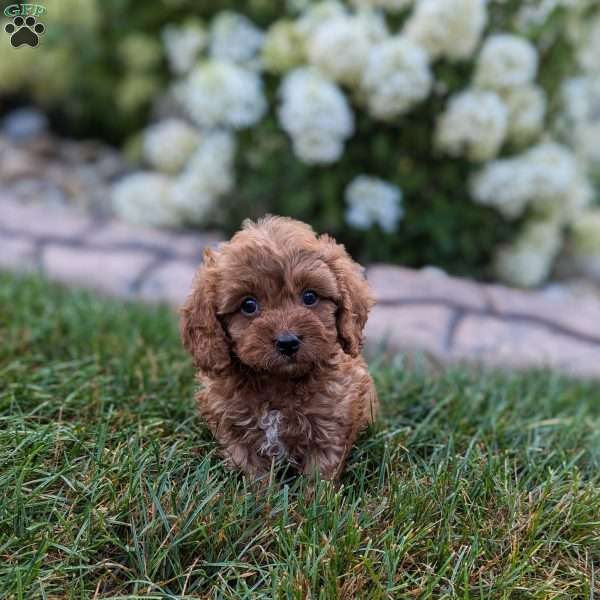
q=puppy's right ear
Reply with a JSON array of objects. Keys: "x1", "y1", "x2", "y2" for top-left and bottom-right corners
[{"x1": 180, "y1": 248, "x2": 231, "y2": 374}]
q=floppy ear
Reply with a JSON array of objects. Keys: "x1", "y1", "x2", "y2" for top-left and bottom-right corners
[
  {"x1": 180, "y1": 248, "x2": 231, "y2": 374},
  {"x1": 319, "y1": 235, "x2": 375, "y2": 357}
]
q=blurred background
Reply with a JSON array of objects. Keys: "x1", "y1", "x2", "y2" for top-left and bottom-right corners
[
  {"x1": 0, "y1": 0, "x2": 600, "y2": 287},
  {"x1": 1, "y1": 0, "x2": 600, "y2": 292}
]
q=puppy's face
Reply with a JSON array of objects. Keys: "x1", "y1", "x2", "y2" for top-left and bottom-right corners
[
  {"x1": 219, "y1": 251, "x2": 340, "y2": 376},
  {"x1": 181, "y1": 217, "x2": 374, "y2": 377}
]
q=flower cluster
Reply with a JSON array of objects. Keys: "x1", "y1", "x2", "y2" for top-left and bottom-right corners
[
  {"x1": 306, "y1": 13, "x2": 386, "y2": 86},
  {"x1": 471, "y1": 142, "x2": 589, "y2": 219},
  {"x1": 106, "y1": 1, "x2": 596, "y2": 287},
  {"x1": 112, "y1": 172, "x2": 180, "y2": 228},
  {"x1": 361, "y1": 36, "x2": 432, "y2": 120},
  {"x1": 435, "y1": 90, "x2": 508, "y2": 161},
  {"x1": 495, "y1": 220, "x2": 562, "y2": 288},
  {"x1": 434, "y1": 29, "x2": 545, "y2": 163},
  {"x1": 176, "y1": 60, "x2": 266, "y2": 129},
  {"x1": 142, "y1": 119, "x2": 200, "y2": 174},
  {"x1": 262, "y1": 21, "x2": 305, "y2": 74},
  {"x1": 209, "y1": 11, "x2": 264, "y2": 67},
  {"x1": 473, "y1": 34, "x2": 538, "y2": 91},
  {"x1": 561, "y1": 74, "x2": 600, "y2": 177},
  {"x1": 170, "y1": 131, "x2": 236, "y2": 223},
  {"x1": 345, "y1": 176, "x2": 404, "y2": 233},
  {"x1": 162, "y1": 20, "x2": 207, "y2": 75},
  {"x1": 278, "y1": 68, "x2": 354, "y2": 164},
  {"x1": 113, "y1": 129, "x2": 235, "y2": 227},
  {"x1": 403, "y1": 0, "x2": 487, "y2": 61},
  {"x1": 502, "y1": 85, "x2": 546, "y2": 145},
  {"x1": 470, "y1": 141, "x2": 593, "y2": 286}
]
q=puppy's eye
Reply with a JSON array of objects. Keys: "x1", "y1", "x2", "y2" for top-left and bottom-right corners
[
  {"x1": 240, "y1": 297, "x2": 259, "y2": 315},
  {"x1": 302, "y1": 290, "x2": 319, "y2": 307}
]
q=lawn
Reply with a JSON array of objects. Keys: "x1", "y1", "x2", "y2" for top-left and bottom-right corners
[{"x1": 1, "y1": 272, "x2": 599, "y2": 599}]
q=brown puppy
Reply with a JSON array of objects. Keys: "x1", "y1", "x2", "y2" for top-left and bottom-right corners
[{"x1": 181, "y1": 216, "x2": 378, "y2": 479}]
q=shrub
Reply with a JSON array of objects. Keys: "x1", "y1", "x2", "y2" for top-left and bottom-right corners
[{"x1": 2, "y1": 0, "x2": 599, "y2": 285}]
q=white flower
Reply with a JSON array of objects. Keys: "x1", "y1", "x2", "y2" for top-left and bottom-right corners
[
  {"x1": 261, "y1": 20, "x2": 306, "y2": 74},
  {"x1": 142, "y1": 119, "x2": 200, "y2": 174},
  {"x1": 470, "y1": 142, "x2": 585, "y2": 219},
  {"x1": 561, "y1": 76, "x2": 600, "y2": 124},
  {"x1": 306, "y1": 15, "x2": 385, "y2": 86},
  {"x1": 531, "y1": 173, "x2": 593, "y2": 222},
  {"x1": 209, "y1": 11, "x2": 264, "y2": 67},
  {"x1": 502, "y1": 85, "x2": 546, "y2": 144},
  {"x1": 292, "y1": 131, "x2": 347, "y2": 164},
  {"x1": 112, "y1": 131, "x2": 237, "y2": 227},
  {"x1": 435, "y1": 90, "x2": 508, "y2": 161},
  {"x1": 296, "y1": 1, "x2": 348, "y2": 39},
  {"x1": 177, "y1": 60, "x2": 267, "y2": 129},
  {"x1": 495, "y1": 219, "x2": 562, "y2": 287},
  {"x1": 176, "y1": 130, "x2": 236, "y2": 197},
  {"x1": 470, "y1": 159, "x2": 532, "y2": 218},
  {"x1": 278, "y1": 67, "x2": 354, "y2": 164},
  {"x1": 171, "y1": 131, "x2": 237, "y2": 224},
  {"x1": 345, "y1": 175, "x2": 404, "y2": 233},
  {"x1": 112, "y1": 172, "x2": 179, "y2": 227},
  {"x1": 474, "y1": 34, "x2": 538, "y2": 90},
  {"x1": 561, "y1": 76, "x2": 600, "y2": 167},
  {"x1": 361, "y1": 36, "x2": 432, "y2": 120},
  {"x1": 162, "y1": 20, "x2": 207, "y2": 75},
  {"x1": 525, "y1": 143, "x2": 580, "y2": 207},
  {"x1": 350, "y1": 0, "x2": 414, "y2": 12},
  {"x1": 403, "y1": 0, "x2": 487, "y2": 61}
]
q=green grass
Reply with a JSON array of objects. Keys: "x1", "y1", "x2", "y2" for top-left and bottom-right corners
[{"x1": 1, "y1": 272, "x2": 599, "y2": 599}]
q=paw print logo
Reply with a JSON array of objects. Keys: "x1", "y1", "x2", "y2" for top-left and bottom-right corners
[{"x1": 5, "y1": 16, "x2": 45, "y2": 48}]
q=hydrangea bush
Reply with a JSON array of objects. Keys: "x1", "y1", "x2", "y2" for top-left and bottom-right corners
[
  {"x1": 556, "y1": 3, "x2": 600, "y2": 283},
  {"x1": 2, "y1": 0, "x2": 599, "y2": 286}
]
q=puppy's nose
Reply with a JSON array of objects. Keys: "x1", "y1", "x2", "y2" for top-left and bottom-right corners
[{"x1": 275, "y1": 333, "x2": 300, "y2": 356}]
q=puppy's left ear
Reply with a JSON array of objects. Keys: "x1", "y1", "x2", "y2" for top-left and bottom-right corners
[
  {"x1": 319, "y1": 235, "x2": 375, "y2": 357},
  {"x1": 180, "y1": 248, "x2": 231, "y2": 374}
]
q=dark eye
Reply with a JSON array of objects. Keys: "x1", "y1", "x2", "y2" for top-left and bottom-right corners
[
  {"x1": 302, "y1": 290, "x2": 319, "y2": 306},
  {"x1": 240, "y1": 297, "x2": 258, "y2": 315}
]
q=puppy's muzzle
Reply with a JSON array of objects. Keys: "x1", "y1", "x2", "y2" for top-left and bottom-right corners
[{"x1": 275, "y1": 332, "x2": 300, "y2": 356}]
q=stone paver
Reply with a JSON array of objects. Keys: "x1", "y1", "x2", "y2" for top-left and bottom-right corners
[
  {"x1": 137, "y1": 260, "x2": 197, "y2": 305},
  {"x1": 367, "y1": 264, "x2": 488, "y2": 310},
  {"x1": 486, "y1": 284, "x2": 600, "y2": 342},
  {"x1": 0, "y1": 194, "x2": 91, "y2": 238},
  {"x1": 43, "y1": 245, "x2": 154, "y2": 297},
  {"x1": 451, "y1": 315, "x2": 600, "y2": 378},
  {"x1": 3, "y1": 196, "x2": 600, "y2": 379},
  {"x1": 87, "y1": 221, "x2": 221, "y2": 262},
  {"x1": 365, "y1": 304, "x2": 453, "y2": 357},
  {"x1": 0, "y1": 237, "x2": 37, "y2": 270}
]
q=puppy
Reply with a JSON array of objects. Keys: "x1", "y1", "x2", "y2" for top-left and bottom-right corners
[{"x1": 181, "y1": 216, "x2": 378, "y2": 480}]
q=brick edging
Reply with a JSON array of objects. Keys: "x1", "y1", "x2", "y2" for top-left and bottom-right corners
[{"x1": 3, "y1": 197, "x2": 600, "y2": 379}]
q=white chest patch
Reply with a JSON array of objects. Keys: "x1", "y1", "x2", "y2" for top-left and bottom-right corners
[{"x1": 257, "y1": 409, "x2": 287, "y2": 460}]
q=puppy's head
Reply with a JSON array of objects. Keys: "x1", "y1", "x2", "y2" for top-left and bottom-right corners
[{"x1": 181, "y1": 216, "x2": 374, "y2": 377}]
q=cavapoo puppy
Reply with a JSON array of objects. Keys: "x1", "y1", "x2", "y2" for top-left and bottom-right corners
[{"x1": 181, "y1": 216, "x2": 378, "y2": 479}]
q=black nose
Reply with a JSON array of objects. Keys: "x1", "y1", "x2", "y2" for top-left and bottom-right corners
[{"x1": 275, "y1": 333, "x2": 300, "y2": 356}]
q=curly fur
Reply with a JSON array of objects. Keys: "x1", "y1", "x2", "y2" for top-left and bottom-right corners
[{"x1": 181, "y1": 216, "x2": 378, "y2": 479}]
